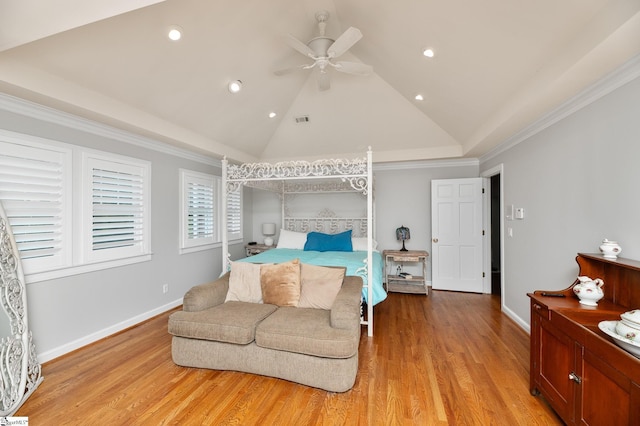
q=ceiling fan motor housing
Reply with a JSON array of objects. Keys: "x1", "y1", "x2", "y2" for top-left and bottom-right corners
[{"x1": 308, "y1": 36, "x2": 334, "y2": 58}]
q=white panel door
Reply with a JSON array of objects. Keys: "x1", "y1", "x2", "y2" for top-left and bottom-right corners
[{"x1": 431, "y1": 178, "x2": 484, "y2": 292}]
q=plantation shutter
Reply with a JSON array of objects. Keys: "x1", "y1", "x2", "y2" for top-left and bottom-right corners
[
  {"x1": 85, "y1": 155, "x2": 149, "y2": 262},
  {"x1": 187, "y1": 179, "x2": 215, "y2": 241},
  {"x1": 227, "y1": 188, "x2": 242, "y2": 240},
  {"x1": 179, "y1": 170, "x2": 217, "y2": 251},
  {"x1": 0, "y1": 139, "x2": 71, "y2": 273}
]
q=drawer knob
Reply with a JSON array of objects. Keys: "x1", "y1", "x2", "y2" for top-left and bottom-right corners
[{"x1": 569, "y1": 372, "x2": 582, "y2": 384}]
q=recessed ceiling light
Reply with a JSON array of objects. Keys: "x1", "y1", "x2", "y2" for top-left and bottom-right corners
[
  {"x1": 422, "y1": 48, "x2": 435, "y2": 58},
  {"x1": 228, "y1": 80, "x2": 242, "y2": 93},
  {"x1": 268, "y1": 112, "x2": 277, "y2": 118},
  {"x1": 415, "y1": 94, "x2": 424, "y2": 101},
  {"x1": 167, "y1": 25, "x2": 183, "y2": 41}
]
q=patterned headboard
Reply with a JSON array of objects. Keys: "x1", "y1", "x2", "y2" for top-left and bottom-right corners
[{"x1": 284, "y1": 208, "x2": 367, "y2": 237}]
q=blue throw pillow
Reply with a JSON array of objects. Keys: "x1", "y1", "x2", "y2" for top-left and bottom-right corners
[{"x1": 304, "y1": 230, "x2": 353, "y2": 252}]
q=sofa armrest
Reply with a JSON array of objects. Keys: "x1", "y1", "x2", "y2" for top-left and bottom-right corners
[
  {"x1": 182, "y1": 272, "x2": 230, "y2": 312},
  {"x1": 330, "y1": 276, "x2": 363, "y2": 329}
]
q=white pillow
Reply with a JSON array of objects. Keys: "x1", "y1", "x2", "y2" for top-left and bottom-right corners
[
  {"x1": 352, "y1": 237, "x2": 377, "y2": 251},
  {"x1": 276, "y1": 229, "x2": 307, "y2": 249},
  {"x1": 225, "y1": 261, "x2": 265, "y2": 303}
]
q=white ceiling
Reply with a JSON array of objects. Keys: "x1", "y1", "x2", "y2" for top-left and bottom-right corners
[{"x1": 1, "y1": 0, "x2": 639, "y2": 163}]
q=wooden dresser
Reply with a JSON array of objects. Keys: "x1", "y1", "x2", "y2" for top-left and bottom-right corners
[{"x1": 528, "y1": 253, "x2": 640, "y2": 425}]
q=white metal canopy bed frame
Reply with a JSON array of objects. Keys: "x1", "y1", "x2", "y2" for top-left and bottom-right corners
[{"x1": 221, "y1": 148, "x2": 377, "y2": 336}]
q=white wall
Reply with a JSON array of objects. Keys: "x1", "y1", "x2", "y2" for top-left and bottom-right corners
[
  {"x1": 0, "y1": 99, "x2": 245, "y2": 362},
  {"x1": 481, "y1": 73, "x2": 640, "y2": 330}
]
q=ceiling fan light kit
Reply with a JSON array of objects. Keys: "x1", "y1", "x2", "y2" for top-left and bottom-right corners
[{"x1": 275, "y1": 10, "x2": 372, "y2": 91}]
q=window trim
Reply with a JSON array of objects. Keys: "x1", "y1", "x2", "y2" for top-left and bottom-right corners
[
  {"x1": 179, "y1": 170, "x2": 243, "y2": 255},
  {"x1": 0, "y1": 130, "x2": 152, "y2": 284},
  {"x1": 80, "y1": 150, "x2": 151, "y2": 264},
  {"x1": 0, "y1": 129, "x2": 73, "y2": 275},
  {"x1": 179, "y1": 169, "x2": 219, "y2": 254}
]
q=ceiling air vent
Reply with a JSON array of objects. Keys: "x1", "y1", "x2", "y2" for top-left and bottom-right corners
[{"x1": 294, "y1": 115, "x2": 310, "y2": 124}]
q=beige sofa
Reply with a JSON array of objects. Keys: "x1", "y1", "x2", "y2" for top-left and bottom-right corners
[{"x1": 168, "y1": 272, "x2": 363, "y2": 392}]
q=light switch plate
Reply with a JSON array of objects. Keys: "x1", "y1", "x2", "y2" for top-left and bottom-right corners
[
  {"x1": 515, "y1": 207, "x2": 525, "y2": 219},
  {"x1": 506, "y1": 204, "x2": 514, "y2": 220}
]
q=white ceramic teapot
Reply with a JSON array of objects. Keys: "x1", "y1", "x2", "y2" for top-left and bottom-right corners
[{"x1": 573, "y1": 276, "x2": 604, "y2": 306}]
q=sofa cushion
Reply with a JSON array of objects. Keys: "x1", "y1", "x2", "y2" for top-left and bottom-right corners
[
  {"x1": 168, "y1": 301, "x2": 277, "y2": 345},
  {"x1": 226, "y1": 261, "x2": 266, "y2": 304},
  {"x1": 255, "y1": 307, "x2": 359, "y2": 359},
  {"x1": 260, "y1": 259, "x2": 301, "y2": 307},
  {"x1": 298, "y1": 264, "x2": 346, "y2": 309}
]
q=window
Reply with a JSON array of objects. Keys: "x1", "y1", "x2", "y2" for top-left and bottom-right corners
[
  {"x1": 0, "y1": 130, "x2": 151, "y2": 282},
  {"x1": 0, "y1": 132, "x2": 72, "y2": 274},
  {"x1": 179, "y1": 170, "x2": 219, "y2": 253},
  {"x1": 82, "y1": 152, "x2": 151, "y2": 263},
  {"x1": 226, "y1": 187, "x2": 242, "y2": 242},
  {"x1": 179, "y1": 170, "x2": 242, "y2": 253}
]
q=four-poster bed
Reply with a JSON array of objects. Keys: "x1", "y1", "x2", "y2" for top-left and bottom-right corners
[{"x1": 221, "y1": 148, "x2": 384, "y2": 336}]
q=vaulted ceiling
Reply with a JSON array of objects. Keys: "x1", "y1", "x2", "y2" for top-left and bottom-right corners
[{"x1": 1, "y1": 0, "x2": 639, "y2": 163}]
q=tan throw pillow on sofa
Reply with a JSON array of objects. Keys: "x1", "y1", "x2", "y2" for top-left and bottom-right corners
[
  {"x1": 298, "y1": 264, "x2": 346, "y2": 309},
  {"x1": 260, "y1": 259, "x2": 301, "y2": 307},
  {"x1": 225, "y1": 261, "x2": 266, "y2": 303}
]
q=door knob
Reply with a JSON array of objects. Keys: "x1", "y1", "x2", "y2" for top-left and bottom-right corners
[{"x1": 432, "y1": 238, "x2": 438, "y2": 243}]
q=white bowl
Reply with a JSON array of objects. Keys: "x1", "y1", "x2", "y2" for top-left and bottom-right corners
[
  {"x1": 620, "y1": 309, "x2": 640, "y2": 326},
  {"x1": 615, "y1": 321, "x2": 640, "y2": 342},
  {"x1": 599, "y1": 320, "x2": 640, "y2": 358}
]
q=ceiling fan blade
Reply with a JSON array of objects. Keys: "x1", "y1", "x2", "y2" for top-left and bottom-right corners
[
  {"x1": 327, "y1": 27, "x2": 362, "y2": 59},
  {"x1": 317, "y1": 71, "x2": 330, "y2": 91},
  {"x1": 285, "y1": 33, "x2": 316, "y2": 58},
  {"x1": 334, "y1": 61, "x2": 373, "y2": 76},
  {"x1": 274, "y1": 63, "x2": 312, "y2": 76}
]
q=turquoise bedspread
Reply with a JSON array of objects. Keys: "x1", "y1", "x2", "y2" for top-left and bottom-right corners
[{"x1": 238, "y1": 248, "x2": 387, "y2": 306}]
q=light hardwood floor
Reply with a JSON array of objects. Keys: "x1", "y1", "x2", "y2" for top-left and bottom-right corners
[{"x1": 17, "y1": 291, "x2": 562, "y2": 425}]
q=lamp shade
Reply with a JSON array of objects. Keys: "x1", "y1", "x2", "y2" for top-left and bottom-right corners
[
  {"x1": 262, "y1": 223, "x2": 276, "y2": 236},
  {"x1": 396, "y1": 225, "x2": 410, "y2": 241},
  {"x1": 396, "y1": 225, "x2": 410, "y2": 251},
  {"x1": 262, "y1": 223, "x2": 276, "y2": 246}
]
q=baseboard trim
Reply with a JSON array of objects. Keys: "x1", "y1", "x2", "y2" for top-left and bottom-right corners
[
  {"x1": 501, "y1": 303, "x2": 530, "y2": 334},
  {"x1": 37, "y1": 299, "x2": 183, "y2": 364}
]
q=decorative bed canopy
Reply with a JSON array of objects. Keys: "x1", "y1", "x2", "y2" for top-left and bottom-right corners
[{"x1": 221, "y1": 148, "x2": 378, "y2": 336}]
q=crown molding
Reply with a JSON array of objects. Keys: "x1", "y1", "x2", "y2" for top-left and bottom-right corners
[
  {"x1": 481, "y1": 53, "x2": 640, "y2": 164},
  {"x1": 0, "y1": 93, "x2": 221, "y2": 168},
  {"x1": 373, "y1": 157, "x2": 479, "y2": 171}
]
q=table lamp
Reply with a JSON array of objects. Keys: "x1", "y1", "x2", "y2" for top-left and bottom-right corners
[
  {"x1": 396, "y1": 225, "x2": 410, "y2": 251},
  {"x1": 262, "y1": 223, "x2": 276, "y2": 246}
]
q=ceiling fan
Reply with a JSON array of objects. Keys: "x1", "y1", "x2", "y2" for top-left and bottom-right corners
[{"x1": 275, "y1": 11, "x2": 373, "y2": 91}]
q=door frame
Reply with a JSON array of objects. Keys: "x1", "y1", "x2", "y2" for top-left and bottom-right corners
[{"x1": 481, "y1": 164, "x2": 504, "y2": 300}]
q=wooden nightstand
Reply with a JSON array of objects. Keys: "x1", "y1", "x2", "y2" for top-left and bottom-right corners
[
  {"x1": 383, "y1": 249, "x2": 429, "y2": 295},
  {"x1": 245, "y1": 244, "x2": 273, "y2": 257}
]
